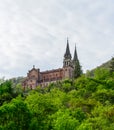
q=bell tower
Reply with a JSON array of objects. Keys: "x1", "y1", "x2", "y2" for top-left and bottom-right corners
[
  {"x1": 63, "y1": 38, "x2": 72, "y2": 67},
  {"x1": 63, "y1": 38, "x2": 73, "y2": 79}
]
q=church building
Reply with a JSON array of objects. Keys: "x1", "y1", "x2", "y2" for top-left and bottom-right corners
[{"x1": 22, "y1": 39, "x2": 79, "y2": 89}]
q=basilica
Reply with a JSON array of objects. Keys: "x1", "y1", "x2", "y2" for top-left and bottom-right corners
[{"x1": 22, "y1": 39, "x2": 79, "y2": 89}]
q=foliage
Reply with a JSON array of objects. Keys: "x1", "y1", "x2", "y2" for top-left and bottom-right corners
[
  {"x1": 73, "y1": 60, "x2": 82, "y2": 78},
  {"x1": 0, "y1": 96, "x2": 31, "y2": 130},
  {"x1": 0, "y1": 77, "x2": 5, "y2": 85},
  {"x1": 0, "y1": 68, "x2": 114, "y2": 129},
  {"x1": 0, "y1": 81, "x2": 13, "y2": 106},
  {"x1": 110, "y1": 57, "x2": 114, "y2": 75},
  {"x1": 52, "y1": 109, "x2": 79, "y2": 130}
]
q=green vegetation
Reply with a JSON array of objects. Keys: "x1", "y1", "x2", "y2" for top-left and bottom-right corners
[
  {"x1": 0, "y1": 68, "x2": 114, "y2": 130},
  {"x1": 73, "y1": 59, "x2": 82, "y2": 79}
]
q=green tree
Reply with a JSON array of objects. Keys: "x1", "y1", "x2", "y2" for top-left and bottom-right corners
[
  {"x1": 25, "y1": 91, "x2": 59, "y2": 130},
  {"x1": 0, "y1": 81, "x2": 13, "y2": 106},
  {"x1": 0, "y1": 96, "x2": 31, "y2": 130},
  {"x1": 52, "y1": 110, "x2": 79, "y2": 130},
  {"x1": 0, "y1": 80, "x2": 12, "y2": 95},
  {"x1": 110, "y1": 57, "x2": 114, "y2": 75},
  {"x1": 94, "y1": 68, "x2": 110, "y2": 80},
  {"x1": 71, "y1": 108, "x2": 86, "y2": 122},
  {"x1": 73, "y1": 60, "x2": 82, "y2": 79},
  {"x1": 0, "y1": 77, "x2": 5, "y2": 85}
]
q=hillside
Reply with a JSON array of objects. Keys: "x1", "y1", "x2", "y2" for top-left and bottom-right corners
[
  {"x1": 87, "y1": 58, "x2": 112, "y2": 77},
  {"x1": 98, "y1": 59, "x2": 111, "y2": 69},
  {"x1": 0, "y1": 66, "x2": 114, "y2": 129}
]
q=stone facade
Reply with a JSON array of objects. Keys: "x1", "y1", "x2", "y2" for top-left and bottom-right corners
[{"x1": 22, "y1": 39, "x2": 79, "y2": 89}]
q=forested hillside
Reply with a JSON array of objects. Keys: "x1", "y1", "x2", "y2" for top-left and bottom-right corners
[
  {"x1": 0, "y1": 67, "x2": 114, "y2": 130},
  {"x1": 87, "y1": 57, "x2": 113, "y2": 77}
]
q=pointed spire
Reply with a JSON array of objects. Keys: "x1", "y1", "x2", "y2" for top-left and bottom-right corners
[
  {"x1": 64, "y1": 38, "x2": 71, "y2": 59},
  {"x1": 73, "y1": 44, "x2": 78, "y2": 62}
]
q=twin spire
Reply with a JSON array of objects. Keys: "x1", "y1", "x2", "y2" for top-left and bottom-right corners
[{"x1": 64, "y1": 38, "x2": 78, "y2": 62}]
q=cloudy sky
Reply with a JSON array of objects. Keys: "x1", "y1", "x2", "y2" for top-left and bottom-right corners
[{"x1": 0, "y1": 0, "x2": 114, "y2": 79}]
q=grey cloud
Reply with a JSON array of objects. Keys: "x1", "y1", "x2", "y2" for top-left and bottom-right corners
[{"x1": 0, "y1": 0, "x2": 114, "y2": 78}]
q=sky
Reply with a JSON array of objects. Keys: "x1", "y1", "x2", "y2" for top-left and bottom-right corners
[{"x1": 0, "y1": 0, "x2": 114, "y2": 79}]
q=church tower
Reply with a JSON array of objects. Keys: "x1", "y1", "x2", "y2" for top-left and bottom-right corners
[
  {"x1": 63, "y1": 38, "x2": 73, "y2": 79},
  {"x1": 63, "y1": 38, "x2": 72, "y2": 67},
  {"x1": 72, "y1": 44, "x2": 82, "y2": 78}
]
